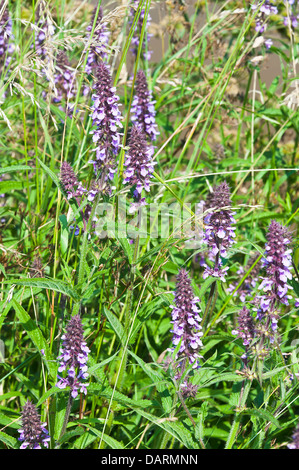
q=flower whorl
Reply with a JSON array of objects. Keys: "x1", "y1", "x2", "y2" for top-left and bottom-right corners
[
  {"x1": 123, "y1": 125, "x2": 155, "y2": 212},
  {"x1": 0, "y1": 1, "x2": 14, "y2": 75},
  {"x1": 202, "y1": 181, "x2": 236, "y2": 281},
  {"x1": 53, "y1": 51, "x2": 76, "y2": 114},
  {"x1": 89, "y1": 61, "x2": 122, "y2": 183},
  {"x1": 170, "y1": 269, "x2": 203, "y2": 376},
  {"x1": 129, "y1": 0, "x2": 152, "y2": 61},
  {"x1": 288, "y1": 423, "x2": 299, "y2": 449},
  {"x1": 56, "y1": 314, "x2": 90, "y2": 399},
  {"x1": 232, "y1": 306, "x2": 255, "y2": 348},
  {"x1": 131, "y1": 70, "x2": 159, "y2": 142},
  {"x1": 257, "y1": 221, "x2": 293, "y2": 329},
  {"x1": 18, "y1": 400, "x2": 50, "y2": 449},
  {"x1": 85, "y1": 5, "x2": 110, "y2": 76},
  {"x1": 60, "y1": 161, "x2": 87, "y2": 200}
]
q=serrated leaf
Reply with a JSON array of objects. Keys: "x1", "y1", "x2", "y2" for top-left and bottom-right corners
[
  {"x1": 128, "y1": 349, "x2": 173, "y2": 414},
  {"x1": 104, "y1": 307, "x2": 126, "y2": 345},
  {"x1": 135, "y1": 409, "x2": 199, "y2": 448},
  {"x1": 204, "y1": 373, "x2": 244, "y2": 387},
  {"x1": 36, "y1": 386, "x2": 62, "y2": 407},
  {"x1": 76, "y1": 424, "x2": 125, "y2": 449},
  {"x1": 11, "y1": 299, "x2": 56, "y2": 378},
  {"x1": 242, "y1": 408, "x2": 281, "y2": 429},
  {"x1": 0, "y1": 165, "x2": 32, "y2": 175},
  {"x1": 0, "y1": 430, "x2": 18, "y2": 448},
  {"x1": 4, "y1": 277, "x2": 80, "y2": 301},
  {"x1": 88, "y1": 383, "x2": 152, "y2": 410}
]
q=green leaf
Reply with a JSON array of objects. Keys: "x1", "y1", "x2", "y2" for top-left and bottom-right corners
[
  {"x1": 204, "y1": 373, "x2": 244, "y2": 387},
  {"x1": 11, "y1": 299, "x2": 56, "y2": 378},
  {"x1": 262, "y1": 366, "x2": 288, "y2": 379},
  {"x1": 128, "y1": 350, "x2": 173, "y2": 414},
  {"x1": 0, "y1": 180, "x2": 33, "y2": 193},
  {"x1": 242, "y1": 408, "x2": 281, "y2": 429},
  {"x1": 0, "y1": 430, "x2": 18, "y2": 448},
  {"x1": 59, "y1": 214, "x2": 69, "y2": 255},
  {"x1": 76, "y1": 424, "x2": 125, "y2": 449},
  {"x1": 36, "y1": 386, "x2": 63, "y2": 407},
  {"x1": 4, "y1": 277, "x2": 80, "y2": 301},
  {"x1": 88, "y1": 350, "x2": 120, "y2": 376},
  {"x1": 104, "y1": 306, "x2": 126, "y2": 345},
  {"x1": 36, "y1": 156, "x2": 64, "y2": 193},
  {"x1": 134, "y1": 409, "x2": 199, "y2": 448},
  {"x1": 0, "y1": 165, "x2": 32, "y2": 175},
  {"x1": 0, "y1": 287, "x2": 42, "y2": 331},
  {"x1": 88, "y1": 383, "x2": 152, "y2": 410}
]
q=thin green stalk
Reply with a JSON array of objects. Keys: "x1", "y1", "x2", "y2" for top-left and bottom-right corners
[
  {"x1": 116, "y1": 0, "x2": 151, "y2": 190},
  {"x1": 204, "y1": 254, "x2": 263, "y2": 337},
  {"x1": 72, "y1": 194, "x2": 100, "y2": 317},
  {"x1": 225, "y1": 379, "x2": 252, "y2": 449},
  {"x1": 57, "y1": 392, "x2": 73, "y2": 445}
]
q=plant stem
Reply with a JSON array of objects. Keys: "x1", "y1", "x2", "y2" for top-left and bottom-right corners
[
  {"x1": 225, "y1": 380, "x2": 252, "y2": 449},
  {"x1": 57, "y1": 392, "x2": 73, "y2": 445}
]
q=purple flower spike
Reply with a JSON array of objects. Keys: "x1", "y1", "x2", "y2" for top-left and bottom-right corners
[
  {"x1": 18, "y1": 400, "x2": 50, "y2": 449},
  {"x1": 85, "y1": 5, "x2": 110, "y2": 77},
  {"x1": 169, "y1": 269, "x2": 203, "y2": 384},
  {"x1": 60, "y1": 161, "x2": 87, "y2": 201},
  {"x1": 129, "y1": 0, "x2": 152, "y2": 61},
  {"x1": 56, "y1": 315, "x2": 90, "y2": 399},
  {"x1": 53, "y1": 51, "x2": 76, "y2": 116},
  {"x1": 288, "y1": 423, "x2": 299, "y2": 449},
  {"x1": 258, "y1": 221, "x2": 293, "y2": 315},
  {"x1": 232, "y1": 306, "x2": 255, "y2": 348},
  {"x1": 89, "y1": 61, "x2": 122, "y2": 186},
  {"x1": 251, "y1": 1, "x2": 278, "y2": 47},
  {"x1": 131, "y1": 70, "x2": 159, "y2": 142},
  {"x1": 123, "y1": 125, "x2": 156, "y2": 212},
  {"x1": 283, "y1": 0, "x2": 299, "y2": 29},
  {"x1": 34, "y1": 4, "x2": 55, "y2": 61},
  {"x1": 252, "y1": 221, "x2": 293, "y2": 344},
  {"x1": 202, "y1": 181, "x2": 236, "y2": 281},
  {"x1": 0, "y1": 1, "x2": 15, "y2": 75}
]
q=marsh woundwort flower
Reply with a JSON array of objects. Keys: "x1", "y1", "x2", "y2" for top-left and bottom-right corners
[
  {"x1": 34, "y1": 4, "x2": 55, "y2": 61},
  {"x1": 251, "y1": 1, "x2": 278, "y2": 33},
  {"x1": 129, "y1": 0, "x2": 152, "y2": 61},
  {"x1": 56, "y1": 314, "x2": 90, "y2": 399},
  {"x1": 89, "y1": 61, "x2": 122, "y2": 186},
  {"x1": 283, "y1": 0, "x2": 299, "y2": 29},
  {"x1": 202, "y1": 181, "x2": 236, "y2": 281},
  {"x1": 288, "y1": 422, "x2": 299, "y2": 449},
  {"x1": 232, "y1": 306, "x2": 256, "y2": 365},
  {"x1": 131, "y1": 70, "x2": 159, "y2": 142},
  {"x1": 60, "y1": 161, "x2": 87, "y2": 201},
  {"x1": 249, "y1": 221, "x2": 293, "y2": 352},
  {"x1": 53, "y1": 51, "x2": 76, "y2": 116},
  {"x1": 85, "y1": 5, "x2": 110, "y2": 77},
  {"x1": 170, "y1": 269, "x2": 203, "y2": 382},
  {"x1": 257, "y1": 221, "x2": 293, "y2": 328},
  {"x1": 123, "y1": 124, "x2": 155, "y2": 213},
  {"x1": 18, "y1": 400, "x2": 50, "y2": 449},
  {"x1": 0, "y1": 1, "x2": 14, "y2": 75}
]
